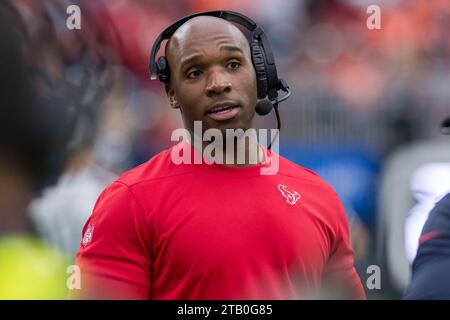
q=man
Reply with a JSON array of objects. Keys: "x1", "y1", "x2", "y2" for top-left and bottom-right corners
[
  {"x1": 74, "y1": 13, "x2": 365, "y2": 299},
  {"x1": 404, "y1": 118, "x2": 450, "y2": 299}
]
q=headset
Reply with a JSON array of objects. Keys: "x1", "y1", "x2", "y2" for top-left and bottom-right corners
[{"x1": 149, "y1": 10, "x2": 291, "y2": 142}]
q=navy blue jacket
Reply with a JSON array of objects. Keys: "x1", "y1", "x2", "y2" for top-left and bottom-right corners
[{"x1": 404, "y1": 193, "x2": 450, "y2": 299}]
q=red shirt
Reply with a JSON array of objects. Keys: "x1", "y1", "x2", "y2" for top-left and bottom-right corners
[{"x1": 74, "y1": 143, "x2": 365, "y2": 299}]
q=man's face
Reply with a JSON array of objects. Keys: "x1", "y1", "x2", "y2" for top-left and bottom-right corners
[{"x1": 165, "y1": 17, "x2": 258, "y2": 136}]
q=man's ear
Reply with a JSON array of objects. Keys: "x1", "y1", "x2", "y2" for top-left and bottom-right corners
[{"x1": 165, "y1": 85, "x2": 180, "y2": 109}]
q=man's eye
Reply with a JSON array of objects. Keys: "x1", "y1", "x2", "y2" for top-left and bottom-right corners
[
  {"x1": 227, "y1": 62, "x2": 241, "y2": 70},
  {"x1": 187, "y1": 70, "x2": 202, "y2": 79}
]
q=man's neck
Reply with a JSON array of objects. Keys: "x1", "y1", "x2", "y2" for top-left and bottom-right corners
[{"x1": 190, "y1": 133, "x2": 265, "y2": 167}]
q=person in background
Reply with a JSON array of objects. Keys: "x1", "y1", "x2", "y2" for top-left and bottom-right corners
[
  {"x1": 0, "y1": 0, "x2": 112, "y2": 299},
  {"x1": 404, "y1": 118, "x2": 450, "y2": 299}
]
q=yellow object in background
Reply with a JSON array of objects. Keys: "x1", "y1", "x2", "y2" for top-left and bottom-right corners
[{"x1": 0, "y1": 235, "x2": 70, "y2": 300}]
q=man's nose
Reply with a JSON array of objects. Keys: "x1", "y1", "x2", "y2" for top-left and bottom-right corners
[{"x1": 205, "y1": 70, "x2": 232, "y2": 96}]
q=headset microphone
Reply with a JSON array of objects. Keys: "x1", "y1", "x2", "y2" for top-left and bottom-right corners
[
  {"x1": 256, "y1": 80, "x2": 291, "y2": 150},
  {"x1": 256, "y1": 79, "x2": 291, "y2": 129},
  {"x1": 255, "y1": 100, "x2": 273, "y2": 116}
]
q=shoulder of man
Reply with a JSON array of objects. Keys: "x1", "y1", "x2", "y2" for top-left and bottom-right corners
[
  {"x1": 276, "y1": 154, "x2": 337, "y2": 194},
  {"x1": 415, "y1": 193, "x2": 450, "y2": 259},
  {"x1": 404, "y1": 193, "x2": 450, "y2": 299},
  {"x1": 116, "y1": 144, "x2": 196, "y2": 187}
]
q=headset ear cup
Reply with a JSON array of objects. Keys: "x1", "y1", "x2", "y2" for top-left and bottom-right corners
[
  {"x1": 157, "y1": 56, "x2": 170, "y2": 83},
  {"x1": 251, "y1": 43, "x2": 268, "y2": 99}
]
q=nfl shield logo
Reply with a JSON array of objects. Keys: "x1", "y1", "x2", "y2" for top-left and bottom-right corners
[{"x1": 82, "y1": 224, "x2": 95, "y2": 247}]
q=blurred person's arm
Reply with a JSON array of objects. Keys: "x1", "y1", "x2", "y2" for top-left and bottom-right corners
[
  {"x1": 70, "y1": 182, "x2": 152, "y2": 299},
  {"x1": 404, "y1": 193, "x2": 450, "y2": 299}
]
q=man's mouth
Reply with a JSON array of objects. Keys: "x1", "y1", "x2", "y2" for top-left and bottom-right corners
[{"x1": 207, "y1": 103, "x2": 240, "y2": 121}]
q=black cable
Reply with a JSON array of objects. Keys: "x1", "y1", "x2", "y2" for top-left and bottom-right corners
[{"x1": 267, "y1": 103, "x2": 281, "y2": 151}]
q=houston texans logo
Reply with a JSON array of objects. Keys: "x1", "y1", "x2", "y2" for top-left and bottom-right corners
[{"x1": 278, "y1": 184, "x2": 301, "y2": 205}]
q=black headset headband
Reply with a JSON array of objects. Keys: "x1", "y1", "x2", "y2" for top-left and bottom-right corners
[{"x1": 149, "y1": 10, "x2": 274, "y2": 81}]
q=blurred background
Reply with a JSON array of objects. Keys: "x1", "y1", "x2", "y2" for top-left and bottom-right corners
[{"x1": 1, "y1": 0, "x2": 449, "y2": 299}]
